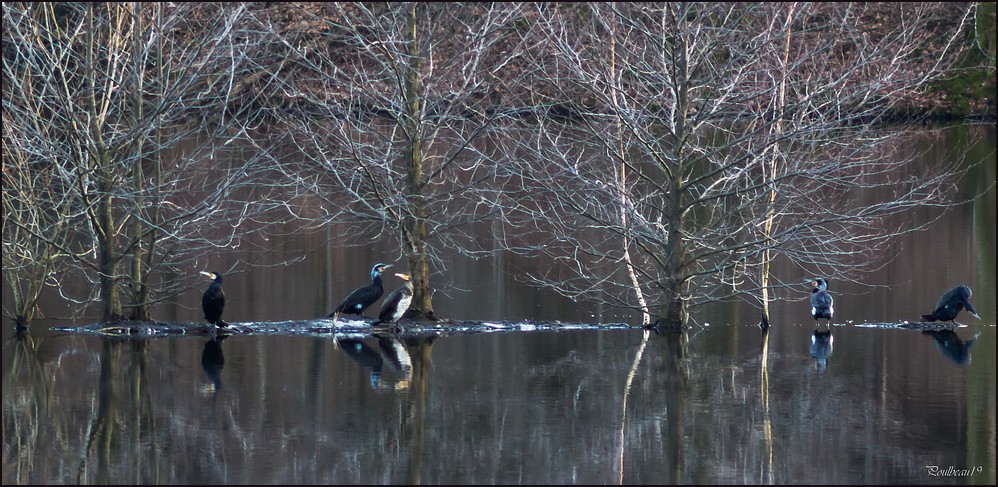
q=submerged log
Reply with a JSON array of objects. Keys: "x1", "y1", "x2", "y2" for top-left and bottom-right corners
[
  {"x1": 50, "y1": 318, "x2": 970, "y2": 339},
  {"x1": 852, "y1": 321, "x2": 971, "y2": 330},
  {"x1": 52, "y1": 317, "x2": 637, "y2": 339}
]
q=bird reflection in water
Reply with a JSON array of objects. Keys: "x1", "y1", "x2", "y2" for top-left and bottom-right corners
[
  {"x1": 337, "y1": 335, "x2": 413, "y2": 391},
  {"x1": 376, "y1": 332, "x2": 413, "y2": 390},
  {"x1": 922, "y1": 329, "x2": 979, "y2": 366},
  {"x1": 201, "y1": 335, "x2": 227, "y2": 395},
  {"x1": 810, "y1": 326, "x2": 833, "y2": 371}
]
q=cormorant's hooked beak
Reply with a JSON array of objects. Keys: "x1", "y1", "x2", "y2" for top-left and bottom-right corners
[
  {"x1": 964, "y1": 300, "x2": 981, "y2": 320},
  {"x1": 395, "y1": 273, "x2": 411, "y2": 281},
  {"x1": 200, "y1": 271, "x2": 216, "y2": 280}
]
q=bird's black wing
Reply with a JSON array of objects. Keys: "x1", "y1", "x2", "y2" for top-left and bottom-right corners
[
  {"x1": 811, "y1": 290, "x2": 833, "y2": 310},
  {"x1": 336, "y1": 283, "x2": 383, "y2": 315},
  {"x1": 202, "y1": 284, "x2": 225, "y2": 323}
]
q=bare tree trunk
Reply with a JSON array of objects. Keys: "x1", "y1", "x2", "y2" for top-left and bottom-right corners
[
  {"x1": 88, "y1": 4, "x2": 122, "y2": 322},
  {"x1": 402, "y1": 3, "x2": 434, "y2": 319},
  {"x1": 608, "y1": 5, "x2": 651, "y2": 326},
  {"x1": 97, "y1": 167, "x2": 123, "y2": 322},
  {"x1": 660, "y1": 11, "x2": 691, "y2": 330},
  {"x1": 129, "y1": 1, "x2": 150, "y2": 321},
  {"x1": 759, "y1": 3, "x2": 796, "y2": 328}
]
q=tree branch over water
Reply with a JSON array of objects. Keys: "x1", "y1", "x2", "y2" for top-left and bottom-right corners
[
  {"x1": 3, "y1": 2, "x2": 989, "y2": 328},
  {"x1": 266, "y1": 3, "x2": 533, "y2": 319},
  {"x1": 493, "y1": 3, "x2": 979, "y2": 328},
  {"x1": 2, "y1": 2, "x2": 288, "y2": 324}
]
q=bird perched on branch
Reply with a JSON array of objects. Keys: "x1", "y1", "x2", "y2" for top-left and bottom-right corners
[
  {"x1": 200, "y1": 271, "x2": 226, "y2": 327},
  {"x1": 810, "y1": 278, "x2": 834, "y2": 326},
  {"x1": 372, "y1": 273, "x2": 414, "y2": 331},
  {"x1": 329, "y1": 263, "x2": 392, "y2": 322},
  {"x1": 921, "y1": 285, "x2": 980, "y2": 325}
]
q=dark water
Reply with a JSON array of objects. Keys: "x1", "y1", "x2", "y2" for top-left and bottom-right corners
[{"x1": 3, "y1": 126, "x2": 996, "y2": 484}]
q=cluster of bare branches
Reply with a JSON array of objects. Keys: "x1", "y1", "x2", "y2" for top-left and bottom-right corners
[
  {"x1": 3, "y1": 2, "x2": 987, "y2": 329},
  {"x1": 493, "y1": 3, "x2": 979, "y2": 327},
  {"x1": 3, "y1": 2, "x2": 289, "y2": 324},
  {"x1": 263, "y1": 3, "x2": 536, "y2": 318}
]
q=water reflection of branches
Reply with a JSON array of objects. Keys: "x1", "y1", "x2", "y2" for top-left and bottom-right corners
[{"x1": 3, "y1": 333, "x2": 51, "y2": 483}]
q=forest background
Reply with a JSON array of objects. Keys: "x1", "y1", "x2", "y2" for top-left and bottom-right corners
[{"x1": 3, "y1": 2, "x2": 995, "y2": 331}]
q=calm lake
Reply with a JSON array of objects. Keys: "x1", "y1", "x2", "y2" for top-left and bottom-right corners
[{"x1": 3, "y1": 125, "x2": 996, "y2": 484}]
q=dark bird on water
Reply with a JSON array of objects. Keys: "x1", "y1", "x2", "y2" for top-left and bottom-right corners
[
  {"x1": 201, "y1": 271, "x2": 226, "y2": 327},
  {"x1": 810, "y1": 278, "x2": 834, "y2": 326},
  {"x1": 921, "y1": 285, "x2": 981, "y2": 324},
  {"x1": 372, "y1": 273, "x2": 414, "y2": 331},
  {"x1": 329, "y1": 263, "x2": 392, "y2": 322}
]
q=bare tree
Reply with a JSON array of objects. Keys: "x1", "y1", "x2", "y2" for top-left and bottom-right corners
[
  {"x1": 268, "y1": 2, "x2": 532, "y2": 319},
  {"x1": 499, "y1": 2, "x2": 975, "y2": 328},
  {"x1": 2, "y1": 3, "x2": 286, "y2": 324},
  {"x1": 2, "y1": 127, "x2": 74, "y2": 330}
]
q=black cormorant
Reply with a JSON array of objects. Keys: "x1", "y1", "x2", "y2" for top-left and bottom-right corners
[
  {"x1": 810, "y1": 278, "x2": 834, "y2": 326},
  {"x1": 921, "y1": 285, "x2": 981, "y2": 324},
  {"x1": 329, "y1": 263, "x2": 392, "y2": 322},
  {"x1": 371, "y1": 273, "x2": 414, "y2": 330},
  {"x1": 201, "y1": 271, "x2": 226, "y2": 327}
]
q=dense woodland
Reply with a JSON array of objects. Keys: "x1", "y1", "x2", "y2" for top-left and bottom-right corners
[{"x1": 3, "y1": 2, "x2": 996, "y2": 330}]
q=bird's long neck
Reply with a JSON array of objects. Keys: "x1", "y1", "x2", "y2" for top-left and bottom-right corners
[{"x1": 373, "y1": 274, "x2": 383, "y2": 289}]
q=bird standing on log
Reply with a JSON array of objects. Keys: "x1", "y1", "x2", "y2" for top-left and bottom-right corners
[
  {"x1": 810, "y1": 278, "x2": 834, "y2": 327},
  {"x1": 921, "y1": 285, "x2": 981, "y2": 325},
  {"x1": 372, "y1": 273, "x2": 414, "y2": 331},
  {"x1": 329, "y1": 263, "x2": 392, "y2": 322},
  {"x1": 201, "y1": 271, "x2": 226, "y2": 327}
]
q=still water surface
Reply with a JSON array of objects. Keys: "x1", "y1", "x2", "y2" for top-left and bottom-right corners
[{"x1": 3, "y1": 126, "x2": 996, "y2": 484}]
